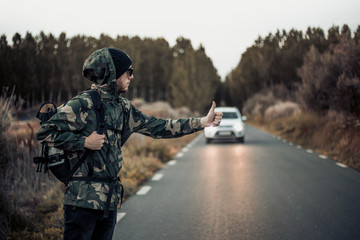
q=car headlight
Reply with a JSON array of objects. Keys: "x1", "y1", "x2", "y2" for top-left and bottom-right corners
[
  {"x1": 234, "y1": 122, "x2": 243, "y2": 132},
  {"x1": 205, "y1": 126, "x2": 217, "y2": 134}
]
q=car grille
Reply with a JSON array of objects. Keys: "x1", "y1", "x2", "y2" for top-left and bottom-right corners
[
  {"x1": 218, "y1": 125, "x2": 233, "y2": 128},
  {"x1": 215, "y1": 131, "x2": 235, "y2": 137}
]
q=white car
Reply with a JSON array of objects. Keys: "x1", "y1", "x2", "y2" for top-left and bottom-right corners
[{"x1": 204, "y1": 107, "x2": 246, "y2": 143}]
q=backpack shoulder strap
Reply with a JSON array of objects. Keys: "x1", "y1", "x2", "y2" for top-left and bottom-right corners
[
  {"x1": 64, "y1": 89, "x2": 106, "y2": 184},
  {"x1": 87, "y1": 89, "x2": 106, "y2": 134},
  {"x1": 119, "y1": 99, "x2": 131, "y2": 147}
]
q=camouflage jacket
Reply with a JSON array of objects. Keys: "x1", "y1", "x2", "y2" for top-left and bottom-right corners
[{"x1": 36, "y1": 48, "x2": 203, "y2": 211}]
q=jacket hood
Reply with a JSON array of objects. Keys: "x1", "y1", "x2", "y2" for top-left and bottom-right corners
[{"x1": 82, "y1": 48, "x2": 117, "y2": 86}]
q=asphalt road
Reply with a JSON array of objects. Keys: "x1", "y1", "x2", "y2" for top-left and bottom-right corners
[{"x1": 113, "y1": 125, "x2": 360, "y2": 240}]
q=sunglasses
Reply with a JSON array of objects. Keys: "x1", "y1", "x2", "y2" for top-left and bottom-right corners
[{"x1": 127, "y1": 67, "x2": 134, "y2": 76}]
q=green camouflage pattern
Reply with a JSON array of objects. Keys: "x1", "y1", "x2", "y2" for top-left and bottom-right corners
[
  {"x1": 36, "y1": 48, "x2": 203, "y2": 211},
  {"x1": 82, "y1": 47, "x2": 117, "y2": 85}
]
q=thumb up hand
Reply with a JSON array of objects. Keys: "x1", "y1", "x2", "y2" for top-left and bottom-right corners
[{"x1": 200, "y1": 101, "x2": 223, "y2": 128}]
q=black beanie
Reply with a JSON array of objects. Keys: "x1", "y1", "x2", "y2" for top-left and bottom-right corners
[{"x1": 108, "y1": 48, "x2": 132, "y2": 79}]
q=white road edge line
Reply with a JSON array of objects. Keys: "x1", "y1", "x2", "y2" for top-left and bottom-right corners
[
  {"x1": 173, "y1": 133, "x2": 201, "y2": 160},
  {"x1": 116, "y1": 212, "x2": 126, "y2": 223},
  {"x1": 136, "y1": 186, "x2": 152, "y2": 195},
  {"x1": 167, "y1": 160, "x2": 177, "y2": 166},
  {"x1": 152, "y1": 173, "x2": 164, "y2": 181},
  {"x1": 336, "y1": 163, "x2": 347, "y2": 168}
]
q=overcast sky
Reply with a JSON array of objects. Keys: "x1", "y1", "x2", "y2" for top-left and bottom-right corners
[{"x1": 1, "y1": 0, "x2": 359, "y2": 79}]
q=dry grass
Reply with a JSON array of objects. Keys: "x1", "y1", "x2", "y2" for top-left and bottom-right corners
[
  {"x1": 243, "y1": 84, "x2": 360, "y2": 171},
  {"x1": 120, "y1": 132, "x2": 200, "y2": 198},
  {"x1": 248, "y1": 111, "x2": 360, "y2": 171},
  {"x1": 1, "y1": 118, "x2": 63, "y2": 239}
]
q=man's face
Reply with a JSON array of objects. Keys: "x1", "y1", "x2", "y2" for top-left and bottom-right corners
[{"x1": 116, "y1": 69, "x2": 133, "y2": 93}]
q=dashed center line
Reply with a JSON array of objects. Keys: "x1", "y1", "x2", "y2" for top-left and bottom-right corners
[
  {"x1": 116, "y1": 212, "x2": 126, "y2": 223},
  {"x1": 319, "y1": 154, "x2": 327, "y2": 159},
  {"x1": 182, "y1": 148, "x2": 189, "y2": 152},
  {"x1": 176, "y1": 152, "x2": 184, "y2": 158},
  {"x1": 136, "y1": 186, "x2": 152, "y2": 195},
  {"x1": 296, "y1": 145, "x2": 302, "y2": 149},
  {"x1": 306, "y1": 149, "x2": 313, "y2": 153},
  {"x1": 151, "y1": 173, "x2": 164, "y2": 181}
]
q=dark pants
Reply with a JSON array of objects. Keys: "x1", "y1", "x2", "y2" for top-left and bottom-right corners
[{"x1": 63, "y1": 205, "x2": 117, "y2": 240}]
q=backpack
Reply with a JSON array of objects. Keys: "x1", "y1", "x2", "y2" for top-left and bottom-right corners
[{"x1": 33, "y1": 89, "x2": 106, "y2": 185}]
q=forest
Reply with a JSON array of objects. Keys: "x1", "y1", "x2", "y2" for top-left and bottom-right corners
[
  {"x1": 225, "y1": 24, "x2": 360, "y2": 117},
  {"x1": 1, "y1": 24, "x2": 360, "y2": 118},
  {"x1": 0, "y1": 33, "x2": 221, "y2": 113}
]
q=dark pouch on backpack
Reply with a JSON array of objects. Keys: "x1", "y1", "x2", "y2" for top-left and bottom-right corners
[{"x1": 47, "y1": 147, "x2": 70, "y2": 182}]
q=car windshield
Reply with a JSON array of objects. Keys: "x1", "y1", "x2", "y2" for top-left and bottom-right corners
[{"x1": 222, "y1": 112, "x2": 239, "y2": 119}]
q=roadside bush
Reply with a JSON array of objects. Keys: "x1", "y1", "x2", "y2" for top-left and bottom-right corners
[
  {"x1": 134, "y1": 143, "x2": 172, "y2": 163},
  {"x1": 242, "y1": 90, "x2": 277, "y2": 117},
  {"x1": 0, "y1": 87, "x2": 16, "y2": 128},
  {"x1": 0, "y1": 90, "x2": 65, "y2": 239},
  {"x1": 120, "y1": 153, "x2": 162, "y2": 198},
  {"x1": 0, "y1": 124, "x2": 10, "y2": 179},
  {"x1": 0, "y1": 87, "x2": 17, "y2": 178},
  {"x1": 135, "y1": 98, "x2": 198, "y2": 119},
  {"x1": 242, "y1": 84, "x2": 295, "y2": 117},
  {"x1": 264, "y1": 101, "x2": 301, "y2": 121},
  {"x1": 137, "y1": 100, "x2": 178, "y2": 118}
]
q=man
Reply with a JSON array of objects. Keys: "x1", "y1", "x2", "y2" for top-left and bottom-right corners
[{"x1": 36, "y1": 48, "x2": 223, "y2": 240}]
